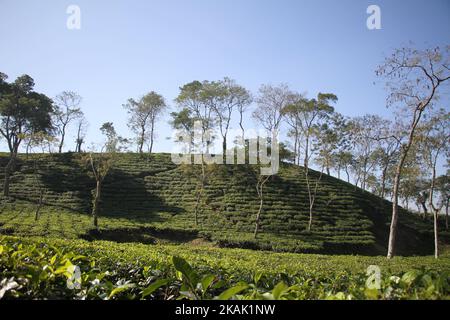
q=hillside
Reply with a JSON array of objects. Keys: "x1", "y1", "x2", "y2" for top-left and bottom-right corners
[{"x1": 0, "y1": 152, "x2": 444, "y2": 255}]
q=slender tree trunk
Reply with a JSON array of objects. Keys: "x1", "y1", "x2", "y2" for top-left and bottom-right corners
[
  {"x1": 387, "y1": 110, "x2": 423, "y2": 259},
  {"x1": 222, "y1": 134, "x2": 227, "y2": 158},
  {"x1": 149, "y1": 121, "x2": 155, "y2": 154},
  {"x1": 193, "y1": 160, "x2": 206, "y2": 227},
  {"x1": 446, "y1": 198, "x2": 449, "y2": 230},
  {"x1": 239, "y1": 111, "x2": 245, "y2": 142},
  {"x1": 3, "y1": 152, "x2": 17, "y2": 197},
  {"x1": 92, "y1": 180, "x2": 101, "y2": 229},
  {"x1": 254, "y1": 194, "x2": 263, "y2": 239},
  {"x1": 34, "y1": 190, "x2": 44, "y2": 221},
  {"x1": 433, "y1": 209, "x2": 439, "y2": 259},
  {"x1": 58, "y1": 125, "x2": 66, "y2": 153},
  {"x1": 381, "y1": 165, "x2": 387, "y2": 198},
  {"x1": 254, "y1": 175, "x2": 269, "y2": 238},
  {"x1": 138, "y1": 124, "x2": 145, "y2": 153}
]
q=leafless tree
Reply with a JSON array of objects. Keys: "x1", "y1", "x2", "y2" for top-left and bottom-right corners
[{"x1": 376, "y1": 46, "x2": 450, "y2": 259}]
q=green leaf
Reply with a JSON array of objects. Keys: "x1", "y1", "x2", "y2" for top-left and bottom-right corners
[
  {"x1": 271, "y1": 281, "x2": 288, "y2": 299},
  {"x1": 401, "y1": 270, "x2": 421, "y2": 286},
  {"x1": 201, "y1": 274, "x2": 215, "y2": 292},
  {"x1": 217, "y1": 283, "x2": 248, "y2": 300},
  {"x1": 108, "y1": 283, "x2": 135, "y2": 299},
  {"x1": 141, "y1": 279, "x2": 169, "y2": 299},
  {"x1": 172, "y1": 256, "x2": 198, "y2": 286}
]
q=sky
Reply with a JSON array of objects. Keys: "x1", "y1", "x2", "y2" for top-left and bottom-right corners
[{"x1": 0, "y1": 0, "x2": 449, "y2": 153}]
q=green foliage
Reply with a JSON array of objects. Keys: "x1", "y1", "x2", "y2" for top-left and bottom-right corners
[
  {"x1": 1, "y1": 237, "x2": 448, "y2": 300},
  {"x1": 0, "y1": 152, "x2": 445, "y2": 254}
]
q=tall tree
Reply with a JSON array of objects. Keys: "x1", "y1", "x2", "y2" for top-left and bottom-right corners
[
  {"x1": 176, "y1": 81, "x2": 216, "y2": 153},
  {"x1": 86, "y1": 122, "x2": 127, "y2": 230},
  {"x1": 253, "y1": 83, "x2": 294, "y2": 134},
  {"x1": 209, "y1": 78, "x2": 251, "y2": 155},
  {"x1": 376, "y1": 46, "x2": 450, "y2": 259},
  {"x1": 417, "y1": 109, "x2": 449, "y2": 258},
  {"x1": 0, "y1": 73, "x2": 54, "y2": 196},
  {"x1": 170, "y1": 108, "x2": 196, "y2": 153},
  {"x1": 123, "y1": 91, "x2": 166, "y2": 153},
  {"x1": 75, "y1": 115, "x2": 88, "y2": 153},
  {"x1": 348, "y1": 115, "x2": 388, "y2": 190},
  {"x1": 53, "y1": 91, "x2": 83, "y2": 153},
  {"x1": 284, "y1": 93, "x2": 336, "y2": 230}
]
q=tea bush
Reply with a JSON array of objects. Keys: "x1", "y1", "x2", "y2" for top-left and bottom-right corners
[{"x1": 1, "y1": 236, "x2": 448, "y2": 300}]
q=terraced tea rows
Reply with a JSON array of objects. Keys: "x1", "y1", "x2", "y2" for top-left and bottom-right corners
[{"x1": 0, "y1": 152, "x2": 440, "y2": 254}]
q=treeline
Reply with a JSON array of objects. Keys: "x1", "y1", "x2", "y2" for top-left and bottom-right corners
[{"x1": 0, "y1": 46, "x2": 449, "y2": 258}]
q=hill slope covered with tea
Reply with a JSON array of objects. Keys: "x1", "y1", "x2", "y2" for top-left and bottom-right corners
[{"x1": 0, "y1": 152, "x2": 443, "y2": 255}]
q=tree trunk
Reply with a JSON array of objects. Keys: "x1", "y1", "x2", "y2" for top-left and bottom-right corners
[
  {"x1": 58, "y1": 126, "x2": 66, "y2": 153},
  {"x1": 92, "y1": 180, "x2": 101, "y2": 229},
  {"x1": 254, "y1": 195, "x2": 263, "y2": 239},
  {"x1": 446, "y1": 198, "x2": 449, "y2": 230},
  {"x1": 149, "y1": 122, "x2": 155, "y2": 154},
  {"x1": 222, "y1": 135, "x2": 227, "y2": 159},
  {"x1": 3, "y1": 153, "x2": 16, "y2": 197},
  {"x1": 433, "y1": 209, "x2": 439, "y2": 259},
  {"x1": 34, "y1": 190, "x2": 44, "y2": 221},
  {"x1": 387, "y1": 107, "x2": 424, "y2": 259},
  {"x1": 381, "y1": 165, "x2": 387, "y2": 198},
  {"x1": 239, "y1": 111, "x2": 245, "y2": 142},
  {"x1": 254, "y1": 176, "x2": 268, "y2": 238},
  {"x1": 139, "y1": 125, "x2": 145, "y2": 153}
]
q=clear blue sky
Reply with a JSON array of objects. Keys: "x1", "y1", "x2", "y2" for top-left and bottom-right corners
[{"x1": 1, "y1": 0, "x2": 449, "y2": 153}]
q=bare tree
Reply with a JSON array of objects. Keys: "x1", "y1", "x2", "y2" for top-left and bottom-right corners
[
  {"x1": 418, "y1": 109, "x2": 449, "y2": 258},
  {"x1": 253, "y1": 83, "x2": 294, "y2": 134},
  {"x1": 75, "y1": 115, "x2": 88, "y2": 153},
  {"x1": 54, "y1": 91, "x2": 83, "y2": 153},
  {"x1": 376, "y1": 46, "x2": 450, "y2": 259}
]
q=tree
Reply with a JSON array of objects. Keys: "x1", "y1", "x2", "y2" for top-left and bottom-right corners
[
  {"x1": 284, "y1": 93, "x2": 336, "y2": 230},
  {"x1": 170, "y1": 108, "x2": 196, "y2": 153},
  {"x1": 251, "y1": 84, "x2": 289, "y2": 237},
  {"x1": 75, "y1": 115, "x2": 88, "y2": 153},
  {"x1": 435, "y1": 174, "x2": 449, "y2": 230},
  {"x1": 86, "y1": 122, "x2": 127, "y2": 230},
  {"x1": 347, "y1": 115, "x2": 387, "y2": 190},
  {"x1": 0, "y1": 73, "x2": 54, "y2": 196},
  {"x1": 209, "y1": 78, "x2": 251, "y2": 155},
  {"x1": 123, "y1": 91, "x2": 166, "y2": 153},
  {"x1": 376, "y1": 46, "x2": 450, "y2": 258},
  {"x1": 25, "y1": 132, "x2": 55, "y2": 221},
  {"x1": 417, "y1": 109, "x2": 449, "y2": 258},
  {"x1": 175, "y1": 81, "x2": 216, "y2": 153},
  {"x1": 313, "y1": 112, "x2": 348, "y2": 176},
  {"x1": 253, "y1": 83, "x2": 294, "y2": 134},
  {"x1": 100, "y1": 122, "x2": 129, "y2": 153},
  {"x1": 334, "y1": 151, "x2": 353, "y2": 183},
  {"x1": 53, "y1": 91, "x2": 83, "y2": 153},
  {"x1": 281, "y1": 93, "x2": 304, "y2": 165},
  {"x1": 371, "y1": 119, "x2": 401, "y2": 199}
]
